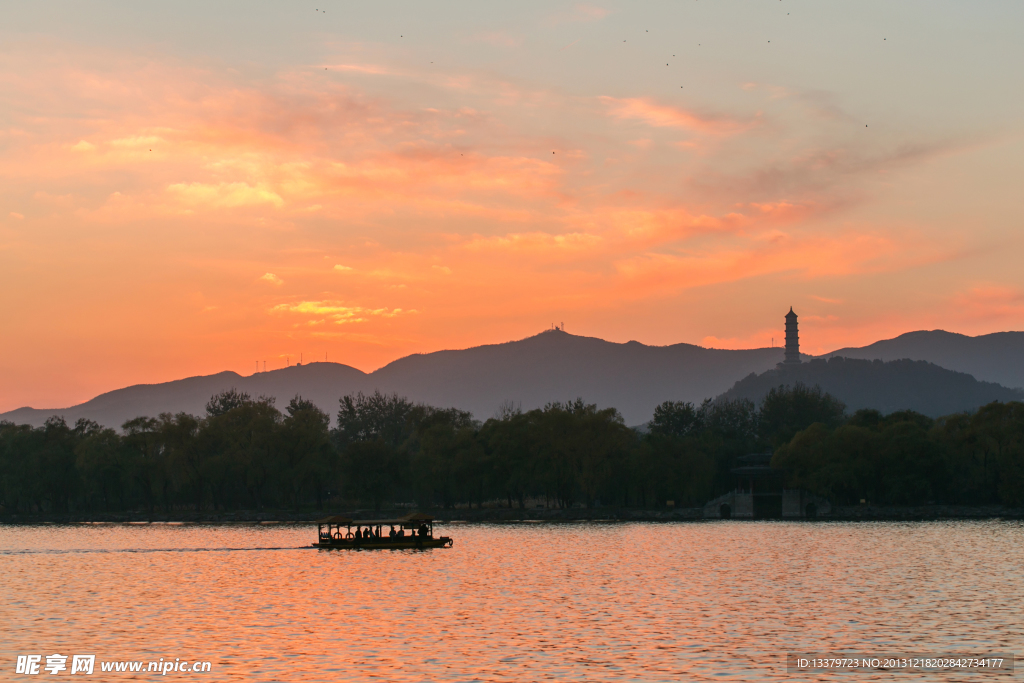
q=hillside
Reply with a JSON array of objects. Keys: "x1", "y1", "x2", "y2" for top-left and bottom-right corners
[
  {"x1": 11, "y1": 327, "x2": 1023, "y2": 430},
  {"x1": 370, "y1": 330, "x2": 788, "y2": 423},
  {"x1": 0, "y1": 364, "x2": 371, "y2": 432},
  {"x1": 824, "y1": 330, "x2": 1024, "y2": 389},
  {"x1": 0, "y1": 330, "x2": 786, "y2": 428},
  {"x1": 718, "y1": 356, "x2": 1024, "y2": 417}
]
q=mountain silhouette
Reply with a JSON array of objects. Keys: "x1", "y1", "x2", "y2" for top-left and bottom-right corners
[
  {"x1": 0, "y1": 363, "x2": 369, "y2": 431},
  {"x1": 5, "y1": 327, "x2": 1023, "y2": 429},
  {"x1": 369, "y1": 329, "x2": 786, "y2": 423},
  {"x1": 718, "y1": 356, "x2": 1024, "y2": 417},
  {"x1": 0, "y1": 330, "x2": 784, "y2": 428},
  {"x1": 824, "y1": 330, "x2": 1024, "y2": 389}
]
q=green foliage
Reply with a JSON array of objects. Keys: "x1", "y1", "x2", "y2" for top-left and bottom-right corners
[
  {"x1": 335, "y1": 391, "x2": 419, "y2": 449},
  {"x1": 759, "y1": 382, "x2": 846, "y2": 447},
  {"x1": 2, "y1": 385, "x2": 1024, "y2": 514},
  {"x1": 650, "y1": 401, "x2": 704, "y2": 438},
  {"x1": 205, "y1": 388, "x2": 251, "y2": 417},
  {"x1": 774, "y1": 402, "x2": 1024, "y2": 506}
]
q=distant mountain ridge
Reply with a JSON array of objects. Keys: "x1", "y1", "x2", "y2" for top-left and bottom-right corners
[
  {"x1": 4, "y1": 327, "x2": 1023, "y2": 429},
  {"x1": 0, "y1": 330, "x2": 786, "y2": 428},
  {"x1": 718, "y1": 357, "x2": 1024, "y2": 417},
  {"x1": 0, "y1": 364, "x2": 369, "y2": 431},
  {"x1": 823, "y1": 330, "x2": 1024, "y2": 389}
]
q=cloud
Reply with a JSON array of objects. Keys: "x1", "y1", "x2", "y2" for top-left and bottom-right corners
[
  {"x1": 611, "y1": 232, "x2": 930, "y2": 298},
  {"x1": 271, "y1": 301, "x2": 414, "y2": 325},
  {"x1": 167, "y1": 182, "x2": 284, "y2": 208},
  {"x1": 951, "y1": 285, "x2": 1024, "y2": 322},
  {"x1": 691, "y1": 140, "x2": 955, "y2": 204},
  {"x1": 464, "y1": 231, "x2": 603, "y2": 254},
  {"x1": 600, "y1": 97, "x2": 753, "y2": 135},
  {"x1": 323, "y1": 63, "x2": 397, "y2": 77},
  {"x1": 111, "y1": 135, "x2": 164, "y2": 148},
  {"x1": 259, "y1": 273, "x2": 283, "y2": 286},
  {"x1": 0, "y1": 37, "x2": 996, "y2": 412},
  {"x1": 9, "y1": 212, "x2": 23, "y2": 220}
]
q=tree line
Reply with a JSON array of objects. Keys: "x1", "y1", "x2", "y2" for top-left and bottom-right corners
[{"x1": 1, "y1": 384, "x2": 1022, "y2": 515}]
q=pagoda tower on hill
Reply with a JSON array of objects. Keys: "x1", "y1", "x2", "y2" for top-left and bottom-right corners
[{"x1": 784, "y1": 307, "x2": 801, "y2": 364}]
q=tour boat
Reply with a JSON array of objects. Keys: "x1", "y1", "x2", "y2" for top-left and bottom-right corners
[{"x1": 313, "y1": 512, "x2": 453, "y2": 549}]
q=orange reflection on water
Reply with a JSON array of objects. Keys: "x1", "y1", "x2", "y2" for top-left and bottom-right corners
[{"x1": 1, "y1": 521, "x2": 1022, "y2": 681}]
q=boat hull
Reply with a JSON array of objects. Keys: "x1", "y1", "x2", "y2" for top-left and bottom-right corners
[{"x1": 313, "y1": 537, "x2": 453, "y2": 550}]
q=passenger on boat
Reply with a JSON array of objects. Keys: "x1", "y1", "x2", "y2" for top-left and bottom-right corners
[
  {"x1": 418, "y1": 524, "x2": 428, "y2": 537},
  {"x1": 388, "y1": 526, "x2": 396, "y2": 539}
]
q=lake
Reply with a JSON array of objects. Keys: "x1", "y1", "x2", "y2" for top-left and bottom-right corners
[{"x1": 1, "y1": 521, "x2": 1021, "y2": 681}]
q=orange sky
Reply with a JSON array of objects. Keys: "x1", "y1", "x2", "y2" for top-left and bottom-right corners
[{"x1": 2, "y1": 1, "x2": 1024, "y2": 411}]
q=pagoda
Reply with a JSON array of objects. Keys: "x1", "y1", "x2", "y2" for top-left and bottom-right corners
[{"x1": 784, "y1": 307, "x2": 801, "y2": 364}]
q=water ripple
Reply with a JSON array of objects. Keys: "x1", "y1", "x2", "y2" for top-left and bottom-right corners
[{"x1": 1, "y1": 521, "x2": 1021, "y2": 681}]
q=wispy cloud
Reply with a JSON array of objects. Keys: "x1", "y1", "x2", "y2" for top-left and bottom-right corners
[
  {"x1": 951, "y1": 285, "x2": 1024, "y2": 323},
  {"x1": 168, "y1": 182, "x2": 284, "y2": 208},
  {"x1": 259, "y1": 272, "x2": 284, "y2": 286},
  {"x1": 0, "y1": 31, "x2": 1003, "y2": 411},
  {"x1": 271, "y1": 301, "x2": 414, "y2": 325},
  {"x1": 322, "y1": 63, "x2": 397, "y2": 76},
  {"x1": 600, "y1": 97, "x2": 754, "y2": 135}
]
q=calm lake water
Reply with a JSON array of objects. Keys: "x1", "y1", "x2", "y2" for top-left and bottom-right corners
[{"x1": 1, "y1": 521, "x2": 1021, "y2": 681}]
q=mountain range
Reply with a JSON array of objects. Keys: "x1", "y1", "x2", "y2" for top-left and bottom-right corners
[
  {"x1": 2, "y1": 328, "x2": 1022, "y2": 429},
  {"x1": 719, "y1": 356, "x2": 1024, "y2": 417},
  {"x1": 826, "y1": 330, "x2": 1024, "y2": 389}
]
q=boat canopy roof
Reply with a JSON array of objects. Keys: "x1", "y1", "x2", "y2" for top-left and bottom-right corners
[
  {"x1": 317, "y1": 512, "x2": 434, "y2": 526},
  {"x1": 403, "y1": 512, "x2": 434, "y2": 521},
  {"x1": 317, "y1": 515, "x2": 354, "y2": 525}
]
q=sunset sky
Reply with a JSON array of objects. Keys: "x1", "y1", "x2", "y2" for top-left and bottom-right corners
[{"x1": 2, "y1": 1, "x2": 1023, "y2": 411}]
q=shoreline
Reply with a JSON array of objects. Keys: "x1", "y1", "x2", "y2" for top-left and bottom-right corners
[{"x1": 2, "y1": 504, "x2": 1022, "y2": 525}]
